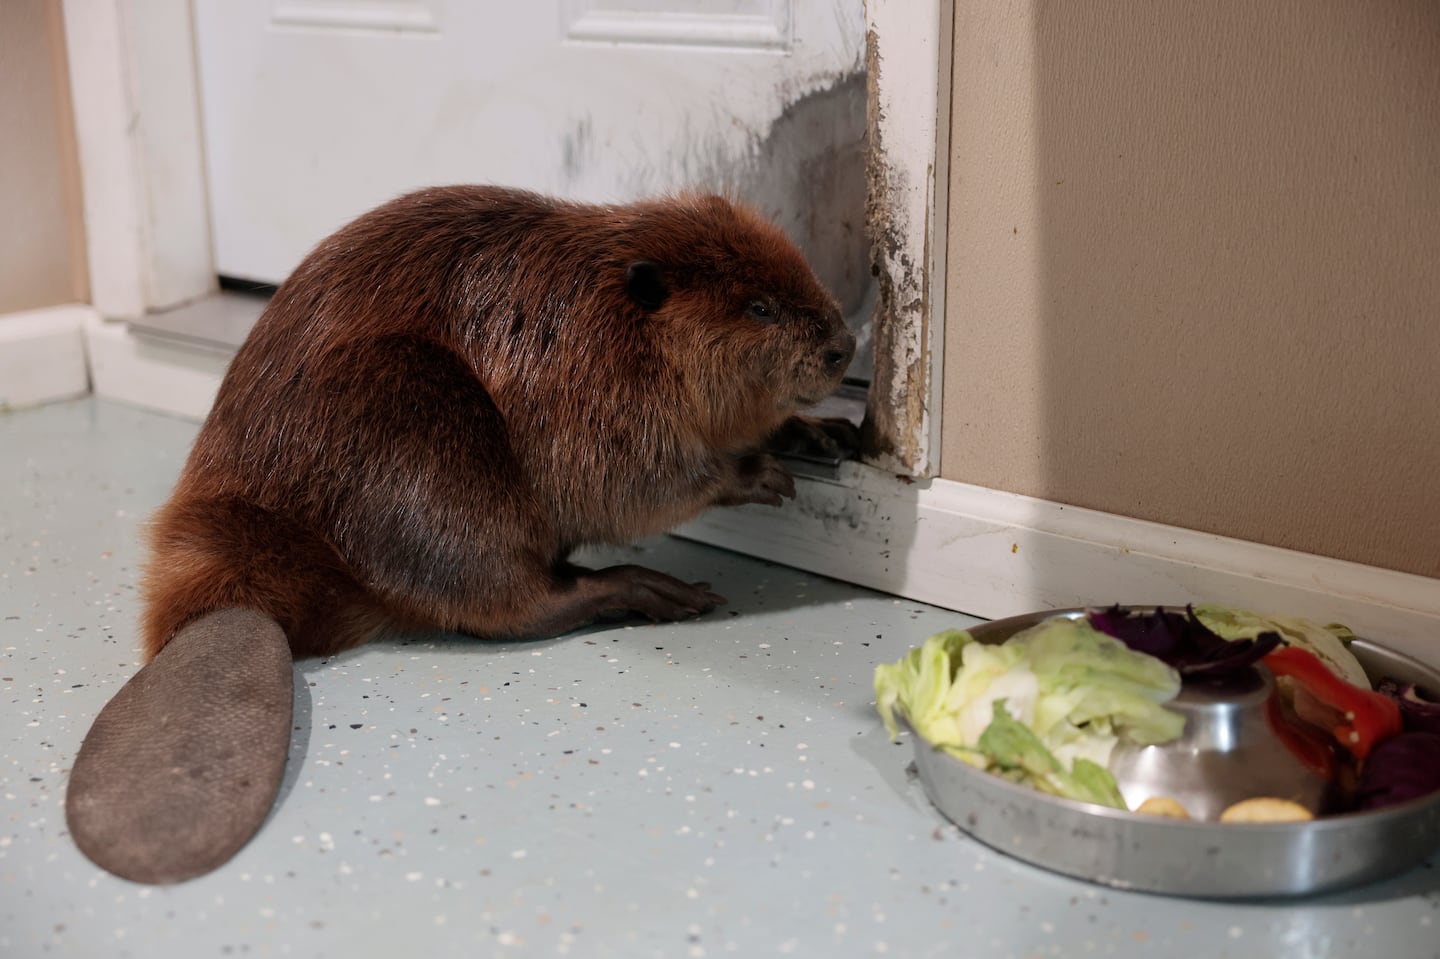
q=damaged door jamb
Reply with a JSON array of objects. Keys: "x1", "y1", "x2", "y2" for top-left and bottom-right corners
[{"x1": 859, "y1": 0, "x2": 952, "y2": 478}]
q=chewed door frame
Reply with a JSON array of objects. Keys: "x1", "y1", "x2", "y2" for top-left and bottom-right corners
[{"x1": 860, "y1": 0, "x2": 953, "y2": 478}]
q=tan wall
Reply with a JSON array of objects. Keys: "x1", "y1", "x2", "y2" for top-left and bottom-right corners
[
  {"x1": 0, "y1": 0, "x2": 87, "y2": 314},
  {"x1": 942, "y1": 1, "x2": 1440, "y2": 579}
]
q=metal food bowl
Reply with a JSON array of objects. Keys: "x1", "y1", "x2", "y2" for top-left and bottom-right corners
[{"x1": 903, "y1": 608, "x2": 1440, "y2": 898}]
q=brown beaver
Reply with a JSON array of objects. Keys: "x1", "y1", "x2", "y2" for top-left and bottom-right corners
[{"x1": 65, "y1": 186, "x2": 855, "y2": 883}]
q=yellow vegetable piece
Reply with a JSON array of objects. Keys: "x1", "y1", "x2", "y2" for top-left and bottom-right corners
[
  {"x1": 1219, "y1": 797, "x2": 1314, "y2": 823},
  {"x1": 1136, "y1": 796, "x2": 1191, "y2": 819}
]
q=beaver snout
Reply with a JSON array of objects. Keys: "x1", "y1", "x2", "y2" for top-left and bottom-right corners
[{"x1": 823, "y1": 331, "x2": 856, "y2": 376}]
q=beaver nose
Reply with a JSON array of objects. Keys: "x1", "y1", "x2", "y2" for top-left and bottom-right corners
[{"x1": 824, "y1": 331, "x2": 856, "y2": 375}]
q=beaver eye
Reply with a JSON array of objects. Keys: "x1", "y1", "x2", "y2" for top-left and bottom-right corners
[{"x1": 747, "y1": 301, "x2": 776, "y2": 322}]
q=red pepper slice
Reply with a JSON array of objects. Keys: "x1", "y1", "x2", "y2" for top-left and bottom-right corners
[
  {"x1": 1263, "y1": 646, "x2": 1402, "y2": 760},
  {"x1": 1264, "y1": 694, "x2": 1340, "y2": 780}
]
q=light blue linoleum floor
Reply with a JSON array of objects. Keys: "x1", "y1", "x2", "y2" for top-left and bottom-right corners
[{"x1": 2, "y1": 398, "x2": 1436, "y2": 958}]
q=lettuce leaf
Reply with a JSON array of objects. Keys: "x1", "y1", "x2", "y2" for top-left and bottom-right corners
[
  {"x1": 874, "y1": 617, "x2": 1185, "y2": 810},
  {"x1": 874, "y1": 628, "x2": 975, "y2": 745},
  {"x1": 1192, "y1": 605, "x2": 1369, "y2": 688},
  {"x1": 978, "y1": 701, "x2": 1129, "y2": 808}
]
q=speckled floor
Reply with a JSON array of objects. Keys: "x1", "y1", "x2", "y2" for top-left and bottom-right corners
[{"x1": 3, "y1": 397, "x2": 1437, "y2": 959}]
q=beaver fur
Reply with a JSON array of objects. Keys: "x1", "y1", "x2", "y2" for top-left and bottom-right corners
[{"x1": 140, "y1": 186, "x2": 856, "y2": 658}]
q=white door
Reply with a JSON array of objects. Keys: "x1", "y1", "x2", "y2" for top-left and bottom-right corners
[{"x1": 192, "y1": 0, "x2": 872, "y2": 376}]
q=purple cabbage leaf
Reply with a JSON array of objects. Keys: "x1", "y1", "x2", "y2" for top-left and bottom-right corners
[
  {"x1": 1353, "y1": 731, "x2": 1440, "y2": 811},
  {"x1": 1086, "y1": 605, "x2": 1281, "y2": 680}
]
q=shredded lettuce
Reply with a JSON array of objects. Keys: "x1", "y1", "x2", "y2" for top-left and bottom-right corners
[
  {"x1": 1192, "y1": 605, "x2": 1369, "y2": 688},
  {"x1": 874, "y1": 617, "x2": 1184, "y2": 809},
  {"x1": 978, "y1": 700, "x2": 1130, "y2": 808},
  {"x1": 874, "y1": 628, "x2": 977, "y2": 749}
]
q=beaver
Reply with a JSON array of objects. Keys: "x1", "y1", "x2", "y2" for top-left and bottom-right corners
[{"x1": 65, "y1": 186, "x2": 856, "y2": 883}]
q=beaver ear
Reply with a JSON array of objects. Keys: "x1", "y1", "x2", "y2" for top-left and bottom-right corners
[{"x1": 625, "y1": 260, "x2": 669, "y2": 310}]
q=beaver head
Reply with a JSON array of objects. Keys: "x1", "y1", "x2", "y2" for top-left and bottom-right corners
[{"x1": 618, "y1": 195, "x2": 856, "y2": 448}]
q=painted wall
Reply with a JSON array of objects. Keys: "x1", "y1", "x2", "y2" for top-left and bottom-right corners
[
  {"x1": 941, "y1": 1, "x2": 1440, "y2": 578},
  {"x1": 0, "y1": 0, "x2": 87, "y2": 315}
]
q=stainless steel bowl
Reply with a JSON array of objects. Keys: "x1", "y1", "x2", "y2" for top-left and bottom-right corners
[{"x1": 903, "y1": 607, "x2": 1440, "y2": 898}]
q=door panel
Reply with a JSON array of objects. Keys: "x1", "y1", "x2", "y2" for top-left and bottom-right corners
[{"x1": 193, "y1": 0, "x2": 871, "y2": 371}]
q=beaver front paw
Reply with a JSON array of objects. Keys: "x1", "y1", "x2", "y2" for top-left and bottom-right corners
[
  {"x1": 713, "y1": 453, "x2": 796, "y2": 508},
  {"x1": 765, "y1": 415, "x2": 861, "y2": 461}
]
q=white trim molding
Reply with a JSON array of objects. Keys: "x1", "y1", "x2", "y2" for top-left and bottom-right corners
[
  {"x1": 61, "y1": 0, "x2": 215, "y2": 320},
  {"x1": 83, "y1": 313, "x2": 229, "y2": 421},
  {"x1": 678, "y1": 465, "x2": 1440, "y2": 666},
  {"x1": 0, "y1": 306, "x2": 94, "y2": 410}
]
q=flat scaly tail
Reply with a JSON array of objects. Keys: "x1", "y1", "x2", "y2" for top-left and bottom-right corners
[{"x1": 65, "y1": 609, "x2": 293, "y2": 884}]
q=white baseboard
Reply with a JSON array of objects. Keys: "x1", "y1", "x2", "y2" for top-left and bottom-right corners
[
  {"x1": 83, "y1": 313, "x2": 230, "y2": 421},
  {"x1": 0, "y1": 305, "x2": 92, "y2": 410},
  {"x1": 677, "y1": 464, "x2": 1440, "y2": 665}
]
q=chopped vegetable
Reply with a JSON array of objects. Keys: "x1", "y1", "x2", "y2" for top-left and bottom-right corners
[
  {"x1": 1136, "y1": 796, "x2": 1191, "y2": 819},
  {"x1": 1011, "y1": 618, "x2": 1186, "y2": 753},
  {"x1": 1087, "y1": 605, "x2": 1280, "y2": 679},
  {"x1": 873, "y1": 629, "x2": 978, "y2": 753},
  {"x1": 1194, "y1": 605, "x2": 1369, "y2": 688},
  {"x1": 1219, "y1": 797, "x2": 1314, "y2": 823},
  {"x1": 977, "y1": 700, "x2": 1129, "y2": 808},
  {"x1": 1376, "y1": 679, "x2": 1440, "y2": 735},
  {"x1": 1353, "y1": 732, "x2": 1440, "y2": 810},
  {"x1": 874, "y1": 618, "x2": 1184, "y2": 809},
  {"x1": 1262, "y1": 646, "x2": 1402, "y2": 761},
  {"x1": 1264, "y1": 693, "x2": 1343, "y2": 780}
]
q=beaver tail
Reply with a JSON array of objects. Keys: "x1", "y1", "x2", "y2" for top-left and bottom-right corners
[{"x1": 66, "y1": 608, "x2": 293, "y2": 884}]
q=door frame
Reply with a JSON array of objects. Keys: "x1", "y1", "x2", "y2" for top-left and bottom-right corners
[
  {"x1": 862, "y1": 0, "x2": 951, "y2": 478},
  {"x1": 60, "y1": 0, "x2": 214, "y2": 321}
]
